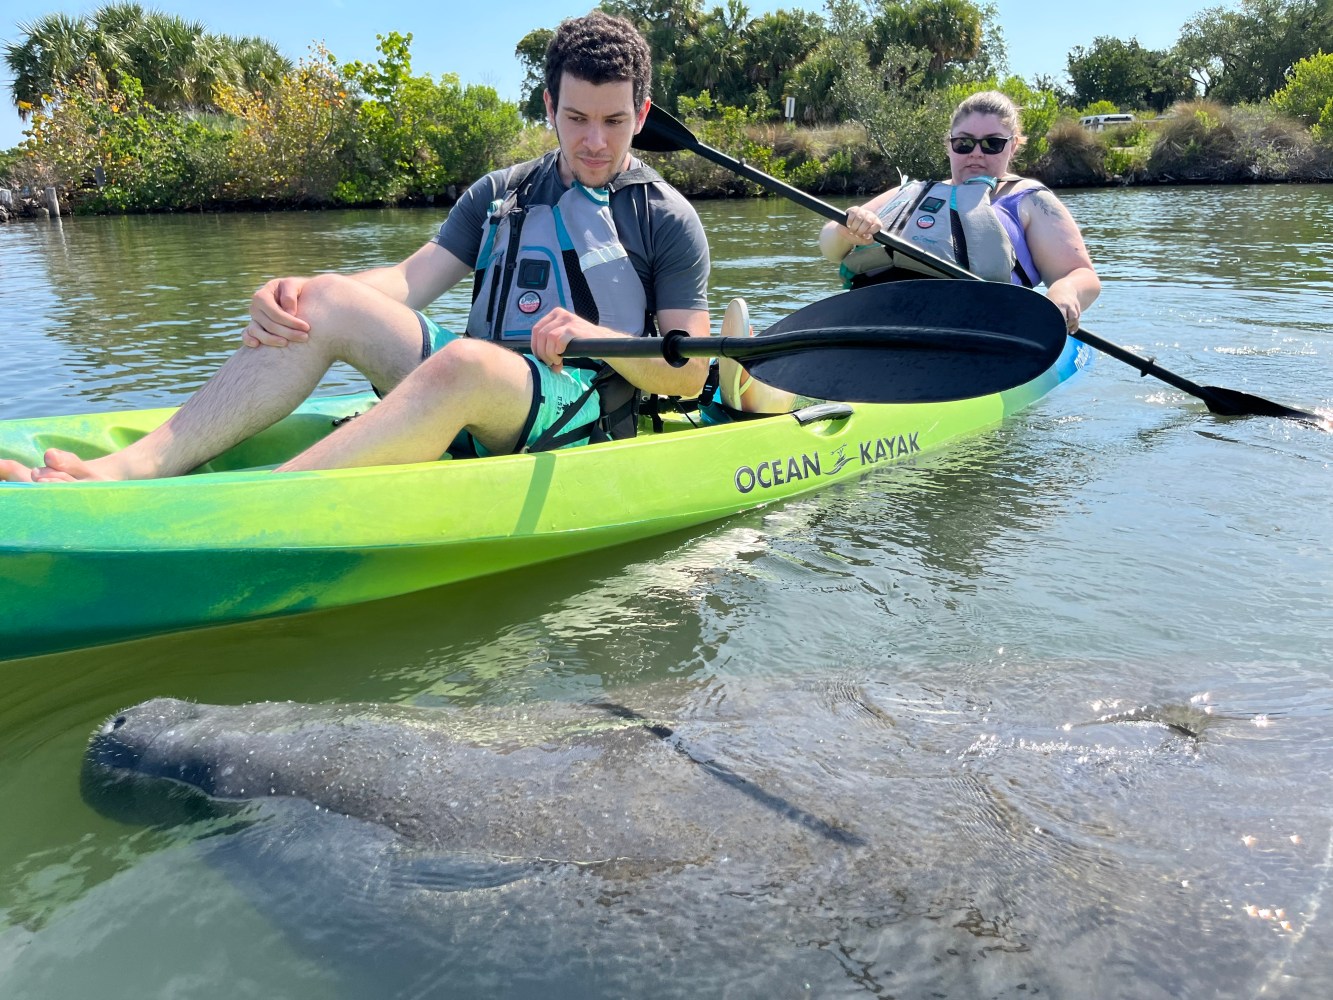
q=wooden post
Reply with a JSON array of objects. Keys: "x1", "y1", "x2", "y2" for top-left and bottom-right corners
[{"x1": 44, "y1": 186, "x2": 61, "y2": 217}]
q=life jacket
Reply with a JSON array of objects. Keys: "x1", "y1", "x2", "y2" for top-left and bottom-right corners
[
  {"x1": 840, "y1": 177, "x2": 1038, "y2": 288},
  {"x1": 468, "y1": 157, "x2": 662, "y2": 441}
]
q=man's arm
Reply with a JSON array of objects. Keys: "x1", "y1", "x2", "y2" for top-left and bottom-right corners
[
  {"x1": 350, "y1": 242, "x2": 474, "y2": 311},
  {"x1": 244, "y1": 243, "x2": 473, "y2": 348},
  {"x1": 245, "y1": 167, "x2": 503, "y2": 348},
  {"x1": 528, "y1": 306, "x2": 710, "y2": 398}
]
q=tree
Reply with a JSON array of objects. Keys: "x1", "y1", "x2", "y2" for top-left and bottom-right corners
[
  {"x1": 744, "y1": 8, "x2": 826, "y2": 108},
  {"x1": 787, "y1": 37, "x2": 846, "y2": 123},
  {"x1": 1067, "y1": 37, "x2": 1148, "y2": 109},
  {"x1": 824, "y1": 0, "x2": 948, "y2": 174},
  {"x1": 1067, "y1": 36, "x2": 1193, "y2": 112},
  {"x1": 127, "y1": 13, "x2": 232, "y2": 109},
  {"x1": 957, "y1": 1, "x2": 1009, "y2": 82},
  {"x1": 515, "y1": 28, "x2": 553, "y2": 120},
  {"x1": 677, "y1": 0, "x2": 752, "y2": 106},
  {"x1": 230, "y1": 36, "x2": 292, "y2": 95},
  {"x1": 1175, "y1": 0, "x2": 1333, "y2": 104},
  {"x1": 1271, "y1": 49, "x2": 1333, "y2": 141},
  {"x1": 3, "y1": 4, "x2": 291, "y2": 119},
  {"x1": 335, "y1": 32, "x2": 522, "y2": 202},
  {"x1": 871, "y1": 0, "x2": 984, "y2": 86},
  {"x1": 1142, "y1": 49, "x2": 1196, "y2": 112},
  {"x1": 600, "y1": 0, "x2": 705, "y2": 110},
  {"x1": 5, "y1": 12, "x2": 97, "y2": 114},
  {"x1": 1031, "y1": 72, "x2": 1072, "y2": 106}
]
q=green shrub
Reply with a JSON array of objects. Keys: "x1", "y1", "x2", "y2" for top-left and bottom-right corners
[
  {"x1": 214, "y1": 49, "x2": 353, "y2": 205},
  {"x1": 332, "y1": 33, "x2": 522, "y2": 205},
  {"x1": 1271, "y1": 52, "x2": 1333, "y2": 128},
  {"x1": 1079, "y1": 100, "x2": 1120, "y2": 117},
  {"x1": 1144, "y1": 99, "x2": 1316, "y2": 181}
]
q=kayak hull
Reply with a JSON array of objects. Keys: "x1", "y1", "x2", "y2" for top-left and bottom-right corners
[{"x1": 0, "y1": 339, "x2": 1088, "y2": 659}]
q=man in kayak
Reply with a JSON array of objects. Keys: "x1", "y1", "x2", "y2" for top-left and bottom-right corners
[{"x1": 0, "y1": 12, "x2": 709, "y2": 483}]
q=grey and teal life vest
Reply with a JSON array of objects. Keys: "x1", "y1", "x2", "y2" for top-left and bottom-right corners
[
  {"x1": 468, "y1": 161, "x2": 658, "y2": 342},
  {"x1": 468, "y1": 158, "x2": 663, "y2": 441},
  {"x1": 840, "y1": 177, "x2": 1041, "y2": 288}
]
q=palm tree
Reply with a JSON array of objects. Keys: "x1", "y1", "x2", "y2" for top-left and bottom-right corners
[
  {"x1": 678, "y1": 0, "x2": 750, "y2": 103},
  {"x1": 127, "y1": 13, "x2": 220, "y2": 108},
  {"x1": 87, "y1": 2, "x2": 145, "y2": 90},
  {"x1": 602, "y1": 0, "x2": 705, "y2": 110},
  {"x1": 228, "y1": 37, "x2": 291, "y2": 96},
  {"x1": 745, "y1": 10, "x2": 826, "y2": 106},
  {"x1": 872, "y1": 0, "x2": 983, "y2": 84},
  {"x1": 4, "y1": 13, "x2": 95, "y2": 115},
  {"x1": 5, "y1": 5, "x2": 289, "y2": 117}
]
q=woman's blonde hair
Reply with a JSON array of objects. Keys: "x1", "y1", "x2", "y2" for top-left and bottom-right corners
[{"x1": 951, "y1": 90, "x2": 1024, "y2": 145}]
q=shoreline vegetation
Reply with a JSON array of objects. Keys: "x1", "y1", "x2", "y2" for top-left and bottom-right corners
[{"x1": 4, "y1": 2, "x2": 1333, "y2": 220}]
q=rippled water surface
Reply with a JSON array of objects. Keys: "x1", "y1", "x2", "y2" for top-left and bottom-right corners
[{"x1": 1, "y1": 185, "x2": 1331, "y2": 999}]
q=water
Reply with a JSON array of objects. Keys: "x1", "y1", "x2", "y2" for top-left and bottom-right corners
[{"x1": 1, "y1": 185, "x2": 1331, "y2": 998}]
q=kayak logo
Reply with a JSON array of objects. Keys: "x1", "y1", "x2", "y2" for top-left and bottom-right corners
[
  {"x1": 732, "y1": 431, "x2": 921, "y2": 494},
  {"x1": 859, "y1": 433, "x2": 920, "y2": 465},
  {"x1": 734, "y1": 451, "x2": 823, "y2": 494}
]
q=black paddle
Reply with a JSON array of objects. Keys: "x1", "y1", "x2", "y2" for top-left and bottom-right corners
[
  {"x1": 515, "y1": 279, "x2": 1066, "y2": 404},
  {"x1": 634, "y1": 104, "x2": 1326, "y2": 426}
]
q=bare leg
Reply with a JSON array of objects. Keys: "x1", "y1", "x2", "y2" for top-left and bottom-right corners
[
  {"x1": 717, "y1": 298, "x2": 800, "y2": 414},
  {"x1": 277, "y1": 337, "x2": 534, "y2": 472},
  {"x1": 31, "y1": 275, "x2": 428, "y2": 482}
]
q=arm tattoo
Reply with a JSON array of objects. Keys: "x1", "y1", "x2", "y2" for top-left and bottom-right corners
[{"x1": 1029, "y1": 189, "x2": 1066, "y2": 219}]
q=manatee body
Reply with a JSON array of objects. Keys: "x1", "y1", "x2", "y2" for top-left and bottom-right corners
[
  {"x1": 78, "y1": 683, "x2": 1275, "y2": 1000},
  {"x1": 85, "y1": 691, "x2": 871, "y2": 869}
]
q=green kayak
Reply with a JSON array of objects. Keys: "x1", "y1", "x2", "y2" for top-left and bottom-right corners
[{"x1": 0, "y1": 336, "x2": 1087, "y2": 660}]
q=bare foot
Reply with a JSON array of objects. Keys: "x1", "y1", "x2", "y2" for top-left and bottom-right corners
[
  {"x1": 33, "y1": 448, "x2": 107, "y2": 482},
  {"x1": 0, "y1": 459, "x2": 37, "y2": 482}
]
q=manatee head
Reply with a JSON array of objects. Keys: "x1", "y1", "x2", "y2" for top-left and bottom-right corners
[
  {"x1": 87, "y1": 697, "x2": 215, "y2": 785},
  {"x1": 84, "y1": 697, "x2": 357, "y2": 799},
  {"x1": 81, "y1": 697, "x2": 255, "y2": 827},
  {"x1": 79, "y1": 697, "x2": 513, "y2": 847}
]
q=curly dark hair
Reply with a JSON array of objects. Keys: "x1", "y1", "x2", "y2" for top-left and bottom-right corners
[{"x1": 544, "y1": 11, "x2": 652, "y2": 110}]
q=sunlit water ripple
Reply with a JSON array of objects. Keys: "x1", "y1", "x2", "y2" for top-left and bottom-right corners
[{"x1": 0, "y1": 184, "x2": 1330, "y2": 999}]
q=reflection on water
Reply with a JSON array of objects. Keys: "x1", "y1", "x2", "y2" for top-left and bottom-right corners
[
  {"x1": 0, "y1": 210, "x2": 469, "y2": 416},
  {"x1": 1, "y1": 188, "x2": 1332, "y2": 998}
]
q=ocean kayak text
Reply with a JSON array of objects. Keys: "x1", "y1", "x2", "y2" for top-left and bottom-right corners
[{"x1": 733, "y1": 432, "x2": 921, "y2": 494}]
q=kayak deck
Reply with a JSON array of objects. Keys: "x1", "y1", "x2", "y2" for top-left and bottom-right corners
[{"x1": 0, "y1": 338, "x2": 1087, "y2": 659}]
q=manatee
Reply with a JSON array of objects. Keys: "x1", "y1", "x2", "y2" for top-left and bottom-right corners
[
  {"x1": 83, "y1": 692, "x2": 866, "y2": 869},
  {"x1": 72, "y1": 680, "x2": 1329, "y2": 1000}
]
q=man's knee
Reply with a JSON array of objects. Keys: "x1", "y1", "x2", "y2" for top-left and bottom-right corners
[
  {"x1": 292, "y1": 274, "x2": 422, "y2": 377},
  {"x1": 295, "y1": 273, "x2": 364, "y2": 328},
  {"x1": 418, "y1": 338, "x2": 529, "y2": 395}
]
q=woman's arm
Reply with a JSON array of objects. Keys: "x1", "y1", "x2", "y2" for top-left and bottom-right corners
[
  {"x1": 1021, "y1": 189, "x2": 1101, "y2": 332},
  {"x1": 818, "y1": 185, "x2": 902, "y2": 262}
]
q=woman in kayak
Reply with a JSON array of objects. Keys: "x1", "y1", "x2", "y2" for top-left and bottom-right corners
[{"x1": 719, "y1": 89, "x2": 1100, "y2": 414}]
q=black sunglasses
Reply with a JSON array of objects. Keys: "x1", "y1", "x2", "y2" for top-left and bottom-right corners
[{"x1": 948, "y1": 135, "x2": 1012, "y2": 155}]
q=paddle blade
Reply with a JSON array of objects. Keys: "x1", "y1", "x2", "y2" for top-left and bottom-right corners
[
  {"x1": 725, "y1": 280, "x2": 1068, "y2": 404},
  {"x1": 633, "y1": 104, "x2": 695, "y2": 153},
  {"x1": 1197, "y1": 385, "x2": 1328, "y2": 424}
]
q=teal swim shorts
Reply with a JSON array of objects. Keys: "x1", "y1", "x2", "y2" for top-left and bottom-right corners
[{"x1": 417, "y1": 314, "x2": 603, "y2": 456}]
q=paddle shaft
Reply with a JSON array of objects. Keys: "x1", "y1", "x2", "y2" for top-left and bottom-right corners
[
  {"x1": 508, "y1": 327, "x2": 1004, "y2": 366},
  {"x1": 640, "y1": 108, "x2": 1322, "y2": 423}
]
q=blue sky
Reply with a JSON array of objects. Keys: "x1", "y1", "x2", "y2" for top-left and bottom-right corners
[{"x1": 2, "y1": 0, "x2": 1212, "y2": 152}]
